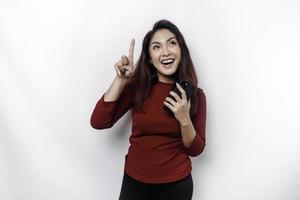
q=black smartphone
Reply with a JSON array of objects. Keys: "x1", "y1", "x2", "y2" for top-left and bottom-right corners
[{"x1": 163, "y1": 80, "x2": 196, "y2": 116}]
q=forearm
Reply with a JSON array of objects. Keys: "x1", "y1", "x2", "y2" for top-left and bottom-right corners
[
  {"x1": 104, "y1": 76, "x2": 128, "y2": 102},
  {"x1": 91, "y1": 76, "x2": 130, "y2": 129},
  {"x1": 180, "y1": 117, "x2": 197, "y2": 148}
]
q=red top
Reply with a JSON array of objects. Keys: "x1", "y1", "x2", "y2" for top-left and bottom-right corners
[{"x1": 90, "y1": 81, "x2": 206, "y2": 184}]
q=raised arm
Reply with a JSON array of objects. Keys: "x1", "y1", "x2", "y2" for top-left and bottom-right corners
[{"x1": 90, "y1": 39, "x2": 136, "y2": 129}]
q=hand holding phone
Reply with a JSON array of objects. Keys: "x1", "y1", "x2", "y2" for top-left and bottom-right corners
[{"x1": 163, "y1": 80, "x2": 196, "y2": 116}]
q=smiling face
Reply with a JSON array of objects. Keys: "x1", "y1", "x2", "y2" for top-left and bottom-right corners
[{"x1": 149, "y1": 29, "x2": 181, "y2": 83}]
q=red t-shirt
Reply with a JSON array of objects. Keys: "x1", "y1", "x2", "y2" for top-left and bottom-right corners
[{"x1": 90, "y1": 81, "x2": 206, "y2": 184}]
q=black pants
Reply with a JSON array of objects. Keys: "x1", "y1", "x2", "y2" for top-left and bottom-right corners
[{"x1": 118, "y1": 171, "x2": 193, "y2": 200}]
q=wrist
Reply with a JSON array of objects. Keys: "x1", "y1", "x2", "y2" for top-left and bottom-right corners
[
  {"x1": 114, "y1": 75, "x2": 128, "y2": 85},
  {"x1": 179, "y1": 117, "x2": 192, "y2": 127}
]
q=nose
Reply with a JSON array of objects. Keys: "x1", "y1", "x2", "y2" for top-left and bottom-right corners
[{"x1": 161, "y1": 46, "x2": 171, "y2": 57}]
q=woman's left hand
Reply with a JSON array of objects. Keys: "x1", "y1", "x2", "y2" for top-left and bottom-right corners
[{"x1": 163, "y1": 82, "x2": 191, "y2": 123}]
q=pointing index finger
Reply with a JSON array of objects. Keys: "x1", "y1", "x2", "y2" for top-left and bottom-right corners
[{"x1": 128, "y1": 38, "x2": 135, "y2": 66}]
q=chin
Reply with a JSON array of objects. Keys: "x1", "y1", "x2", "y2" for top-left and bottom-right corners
[
  {"x1": 160, "y1": 66, "x2": 178, "y2": 74},
  {"x1": 159, "y1": 68, "x2": 176, "y2": 74}
]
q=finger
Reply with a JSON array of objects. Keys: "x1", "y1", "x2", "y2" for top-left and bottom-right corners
[
  {"x1": 120, "y1": 67, "x2": 126, "y2": 74},
  {"x1": 186, "y1": 98, "x2": 191, "y2": 106},
  {"x1": 117, "y1": 60, "x2": 123, "y2": 67},
  {"x1": 169, "y1": 91, "x2": 181, "y2": 102},
  {"x1": 123, "y1": 65, "x2": 132, "y2": 71},
  {"x1": 128, "y1": 38, "x2": 135, "y2": 66},
  {"x1": 163, "y1": 100, "x2": 175, "y2": 112},
  {"x1": 121, "y1": 55, "x2": 129, "y2": 65},
  {"x1": 176, "y1": 82, "x2": 187, "y2": 101},
  {"x1": 117, "y1": 60, "x2": 126, "y2": 73},
  {"x1": 165, "y1": 97, "x2": 177, "y2": 107},
  {"x1": 114, "y1": 63, "x2": 122, "y2": 76}
]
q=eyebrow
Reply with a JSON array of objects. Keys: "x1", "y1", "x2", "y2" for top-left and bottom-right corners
[{"x1": 151, "y1": 37, "x2": 176, "y2": 45}]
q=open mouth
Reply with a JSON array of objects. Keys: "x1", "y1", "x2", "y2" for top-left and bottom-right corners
[{"x1": 160, "y1": 58, "x2": 175, "y2": 67}]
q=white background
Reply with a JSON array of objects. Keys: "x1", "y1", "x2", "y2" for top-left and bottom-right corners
[{"x1": 1, "y1": 0, "x2": 300, "y2": 199}]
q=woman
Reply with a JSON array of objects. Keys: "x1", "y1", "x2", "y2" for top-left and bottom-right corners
[{"x1": 90, "y1": 19, "x2": 206, "y2": 200}]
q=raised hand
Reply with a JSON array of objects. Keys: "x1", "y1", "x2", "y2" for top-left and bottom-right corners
[{"x1": 114, "y1": 39, "x2": 135, "y2": 79}]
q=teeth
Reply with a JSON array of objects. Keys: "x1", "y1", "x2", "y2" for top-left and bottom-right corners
[{"x1": 161, "y1": 59, "x2": 175, "y2": 64}]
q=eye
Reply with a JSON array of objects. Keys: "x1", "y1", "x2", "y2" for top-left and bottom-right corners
[
  {"x1": 153, "y1": 45, "x2": 160, "y2": 50},
  {"x1": 170, "y1": 40, "x2": 177, "y2": 46}
]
